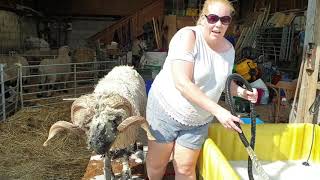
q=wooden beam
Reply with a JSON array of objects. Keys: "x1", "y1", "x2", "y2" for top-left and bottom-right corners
[
  {"x1": 292, "y1": 0, "x2": 320, "y2": 123},
  {"x1": 88, "y1": 0, "x2": 164, "y2": 45},
  {"x1": 152, "y1": 17, "x2": 160, "y2": 49},
  {"x1": 37, "y1": 0, "x2": 155, "y2": 17}
]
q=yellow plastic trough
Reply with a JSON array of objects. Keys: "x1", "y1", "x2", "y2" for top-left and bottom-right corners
[{"x1": 198, "y1": 123, "x2": 320, "y2": 180}]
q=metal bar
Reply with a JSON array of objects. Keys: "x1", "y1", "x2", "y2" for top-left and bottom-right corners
[
  {"x1": 24, "y1": 94, "x2": 78, "y2": 102},
  {"x1": 26, "y1": 68, "x2": 112, "y2": 78},
  {"x1": 25, "y1": 59, "x2": 117, "y2": 68},
  {"x1": 22, "y1": 78, "x2": 97, "y2": 88},
  {"x1": 19, "y1": 54, "x2": 57, "y2": 57},
  {"x1": 25, "y1": 93, "x2": 88, "y2": 107},
  {"x1": 23, "y1": 90, "x2": 91, "y2": 103},
  {"x1": 74, "y1": 64, "x2": 77, "y2": 98},
  {"x1": 15, "y1": 66, "x2": 20, "y2": 110},
  {"x1": 0, "y1": 64, "x2": 6, "y2": 121},
  {"x1": 23, "y1": 85, "x2": 93, "y2": 96}
]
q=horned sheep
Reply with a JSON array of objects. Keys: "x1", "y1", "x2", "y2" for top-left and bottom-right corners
[{"x1": 43, "y1": 65, "x2": 153, "y2": 179}]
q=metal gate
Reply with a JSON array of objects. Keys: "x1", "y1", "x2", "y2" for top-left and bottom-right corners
[{"x1": 0, "y1": 59, "x2": 119, "y2": 121}]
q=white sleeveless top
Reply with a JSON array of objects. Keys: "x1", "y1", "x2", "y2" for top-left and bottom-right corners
[{"x1": 148, "y1": 25, "x2": 235, "y2": 126}]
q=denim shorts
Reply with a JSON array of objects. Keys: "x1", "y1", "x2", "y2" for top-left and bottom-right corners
[{"x1": 146, "y1": 93, "x2": 209, "y2": 150}]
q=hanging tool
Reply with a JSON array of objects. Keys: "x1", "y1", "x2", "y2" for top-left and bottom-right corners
[
  {"x1": 225, "y1": 73, "x2": 269, "y2": 180},
  {"x1": 303, "y1": 94, "x2": 320, "y2": 166}
]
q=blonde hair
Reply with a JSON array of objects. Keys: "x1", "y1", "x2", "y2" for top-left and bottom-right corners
[{"x1": 197, "y1": 0, "x2": 235, "y2": 25}]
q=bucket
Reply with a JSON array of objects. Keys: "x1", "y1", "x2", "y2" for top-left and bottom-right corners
[
  {"x1": 240, "y1": 117, "x2": 264, "y2": 124},
  {"x1": 145, "y1": 79, "x2": 153, "y2": 96}
]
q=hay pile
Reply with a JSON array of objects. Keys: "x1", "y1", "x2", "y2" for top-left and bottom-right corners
[{"x1": 0, "y1": 103, "x2": 92, "y2": 179}]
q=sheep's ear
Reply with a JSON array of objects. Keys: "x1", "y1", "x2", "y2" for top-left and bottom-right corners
[{"x1": 117, "y1": 116, "x2": 145, "y2": 132}]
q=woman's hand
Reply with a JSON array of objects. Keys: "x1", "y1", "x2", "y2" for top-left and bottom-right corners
[
  {"x1": 241, "y1": 88, "x2": 258, "y2": 103},
  {"x1": 214, "y1": 107, "x2": 243, "y2": 133},
  {"x1": 232, "y1": 82, "x2": 258, "y2": 104}
]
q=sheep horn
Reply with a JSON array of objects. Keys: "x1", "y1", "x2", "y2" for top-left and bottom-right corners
[
  {"x1": 104, "y1": 94, "x2": 133, "y2": 116},
  {"x1": 43, "y1": 121, "x2": 85, "y2": 146},
  {"x1": 71, "y1": 94, "x2": 96, "y2": 124},
  {"x1": 140, "y1": 122, "x2": 156, "y2": 141},
  {"x1": 71, "y1": 101, "x2": 90, "y2": 124},
  {"x1": 117, "y1": 116, "x2": 145, "y2": 132}
]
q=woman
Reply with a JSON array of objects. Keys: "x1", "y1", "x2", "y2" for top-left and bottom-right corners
[{"x1": 146, "y1": 0, "x2": 258, "y2": 179}]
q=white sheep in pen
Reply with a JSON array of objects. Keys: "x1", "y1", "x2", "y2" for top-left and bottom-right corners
[
  {"x1": 0, "y1": 54, "x2": 30, "y2": 85},
  {"x1": 43, "y1": 65, "x2": 154, "y2": 179},
  {"x1": 0, "y1": 54, "x2": 30, "y2": 101},
  {"x1": 38, "y1": 46, "x2": 71, "y2": 97}
]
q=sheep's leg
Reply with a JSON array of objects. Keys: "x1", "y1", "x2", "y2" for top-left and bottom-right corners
[
  {"x1": 104, "y1": 155, "x2": 115, "y2": 180},
  {"x1": 121, "y1": 154, "x2": 132, "y2": 180},
  {"x1": 64, "y1": 82, "x2": 68, "y2": 93},
  {"x1": 37, "y1": 75, "x2": 47, "y2": 97},
  {"x1": 62, "y1": 77, "x2": 68, "y2": 93},
  {"x1": 47, "y1": 75, "x2": 56, "y2": 97},
  {"x1": 55, "y1": 74, "x2": 62, "y2": 90}
]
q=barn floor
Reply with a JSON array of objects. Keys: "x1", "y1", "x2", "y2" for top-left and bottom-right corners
[
  {"x1": 82, "y1": 154, "x2": 176, "y2": 179},
  {"x1": 0, "y1": 103, "x2": 92, "y2": 179},
  {"x1": 0, "y1": 98, "x2": 282, "y2": 180}
]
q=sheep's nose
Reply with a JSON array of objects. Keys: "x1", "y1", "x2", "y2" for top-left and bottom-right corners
[{"x1": 89, "y1": 123, "x2": 116, "y2": 155}]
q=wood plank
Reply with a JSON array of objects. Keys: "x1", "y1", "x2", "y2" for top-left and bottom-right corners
[
  {"x1": 88, "y1": 0, "x2": 164, "y2": 45},
  {"x1": 176, "y1": 16, "x2": 196, "y2": 29},
  {"x1": 289, "y1": 51, "x2": 305, "y2": 122},
  {"x1": 82, "y1": 155, "x2": 104, "y2": 179},
  {"x1": 82, "y1": 154, "x2": 146, "y2": 179},
  {"x1": 293, "y1": 0, "x2": 320, "y2": 123},
  {"x1": 152, "y1": 17, "x2": 160, "y2": 49},
  {"x1": 56, "y1": 0, "x2": 155, "y2": 16},
  {"x1": 164, "y1": 15, "x2": 177, "y2": 46}
]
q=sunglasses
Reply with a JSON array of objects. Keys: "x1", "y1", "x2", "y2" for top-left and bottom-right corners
[{"x1": 205, "y1": 14, "x2": 232, "y2": 25}]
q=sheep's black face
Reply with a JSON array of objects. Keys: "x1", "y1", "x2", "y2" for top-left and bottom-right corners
[{"x1": 88, "y1": 115, "x2": 122, "y2": 155}]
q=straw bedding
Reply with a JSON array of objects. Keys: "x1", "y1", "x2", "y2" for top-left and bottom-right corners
[{"x1": 0, "y1": 103, "x2": 92, "y2": 179}]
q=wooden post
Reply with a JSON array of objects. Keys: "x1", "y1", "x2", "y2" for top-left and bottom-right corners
[
  {"x1": 152, "y1": 17, "x2": 160, "y2": 49},
  {"x1": 291, "y1": 0, "x2": 320, "y2": 123}
]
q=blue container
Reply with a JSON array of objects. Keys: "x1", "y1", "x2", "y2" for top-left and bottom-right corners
[
  {"x1": 240, "y1": 117, "x2": 264, "y2": 124},
  {"x1": 145, "y1": 79, "x2": 153, "y2": 96}
]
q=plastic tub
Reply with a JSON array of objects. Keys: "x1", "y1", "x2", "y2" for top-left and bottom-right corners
[{"x1": 198, "y1": 123, "x2": 320, "y2": 180}]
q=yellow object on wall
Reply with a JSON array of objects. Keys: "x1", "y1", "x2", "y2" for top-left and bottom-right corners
[
  {"x1": 198, "y1": 123, "x2": 320, "y2": 180},
  {"x1": 186, "y1": 8, "x2": 198, "y2": 16},
  {"x1": 235, "y1": 59, "x2": 258, "y2": 81}
]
